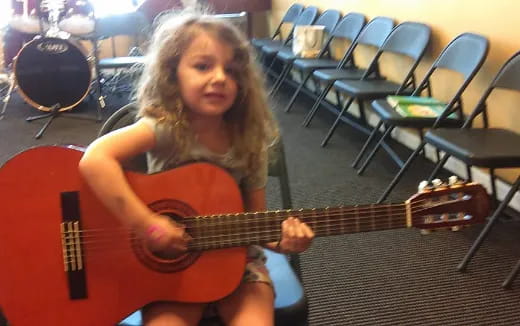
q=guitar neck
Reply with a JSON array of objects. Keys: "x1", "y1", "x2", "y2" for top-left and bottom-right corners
[{"x1": 184, "y1": 202, "x2": 409, "y2": 251}]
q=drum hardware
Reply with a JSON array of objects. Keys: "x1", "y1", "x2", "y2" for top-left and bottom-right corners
[
  {"x1": 0, "y1": 73, "x2": 16, "y2": 120},
  {"x1": 9, "y1": 36, "x2": 103, "y2": 139}
]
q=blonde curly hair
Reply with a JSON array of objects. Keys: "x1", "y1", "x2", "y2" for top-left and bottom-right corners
[{"x1": 135, "y1": 8, "x2": 279, "y2": 173}]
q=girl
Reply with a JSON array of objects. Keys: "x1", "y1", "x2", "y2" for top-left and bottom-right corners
[{"x1": 79, "y1": 9, "x2": 314, "y2": 326}]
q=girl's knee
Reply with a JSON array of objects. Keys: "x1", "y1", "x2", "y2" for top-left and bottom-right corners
[{"x1": 142, "y1": 301, "x2": 206, "y2": 326}]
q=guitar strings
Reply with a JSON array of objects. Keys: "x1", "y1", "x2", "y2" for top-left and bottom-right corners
[
  {"x1": 61, "y1": 215, "x2": 457, "y2": 264},
  {"x1": 67, "y1": 205, "x2": 411, "y2": 242},
  {"x1": 61, "y1": 208, "x2": 467, "y2": 263},
  {"x1": 66, "y1": 198, "x2": 441, "y2": 238},
  {"x1": 62, "y1": 211, "x2": 459, "y2": 257}
]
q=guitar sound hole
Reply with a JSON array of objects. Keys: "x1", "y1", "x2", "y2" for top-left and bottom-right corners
[
  {"x1": 131, "y1": 199, "x2": 201, "y2": 273},
  {"x1": 150, "y1": 212, "x2": 187, "y2": 260}
]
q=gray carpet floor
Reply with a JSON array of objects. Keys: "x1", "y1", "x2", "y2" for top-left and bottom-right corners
[{"x1": 1, "y1": 82, "x2": 520, "y2": 325}]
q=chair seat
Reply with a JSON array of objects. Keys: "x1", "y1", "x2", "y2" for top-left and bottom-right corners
[
  {"x1": 371, "y1": 99, "x2": 464, "y2": 128},
  {"x1": 99, "y1": 56, "x2": 145, "y2": 69},
  {"x1": 251, "y1": 38, "x2": 284, "y2": 49},
  {"x1": 312, "y1": 68, "x2": 367, "y2": 82},
  {"x1": 293, "y1": 58, "x2": 339, "y2": 71},
  {"x1": 332, "y1": 79, "x2": 413, "y2": 99},
  {"x1": 424, "y1": 128, "x2": 520, "y2": 168},
  {"x1": 262, "y1": 45, "x2": 290, "y2": 56},
  {"x1": 276, "y1": 48, "x2": 298, "y2": 62},
  {"x1": 118, "y1": 250, "x2": 307, "y2": 326}
]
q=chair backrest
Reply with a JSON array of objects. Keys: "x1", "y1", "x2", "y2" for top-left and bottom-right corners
[
  {"x1": 411, "y1": 33, "x2": 489, "y2": 122},
  {"x1": 363, "y1": 22, "x2": 431, "y2": 91},
  {"x1": 462, "y1": 51, "x2": 520, "y2": 128},
  {"x1": 281, "y1": 6, "x2": 319, "y2": 45},
  {"x1": 99, "y1": 103, "x2": 293, "y2": 210},
  {"x1": 293, "y1": 6, "x2": 319, "y2": 27},
  {"x1": 378, "y1": 22, "x2": 431, "y2": 59},
  {"x1": 271, "y1": 3, "x2": 305, "y2": 40},
  {"x1": 491, "y1": 51, "x2": 520, "y2": 91},
  {"x1": 433, "y1": 33, "x2": 489, "y2": 79},
  {"x1": 317, "y1": 12, "x2": 365, "y2": 60},
  {"x1": 330, "y1": 12, "x2": 366, "y2": 40},
  {"x1": 312, "y1": 9, "x2": 341, "y2": 36},
  {"x1": 336, "y1": 16, "x2": 394, "y2": 69},
  {"x1": 280, "y1": 3, "x2": 305, "y2": 23}
]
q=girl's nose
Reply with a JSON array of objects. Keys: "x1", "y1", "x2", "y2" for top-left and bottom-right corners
[{"x1": 211, "y1": 66, "x2": 227, "y2": 83}]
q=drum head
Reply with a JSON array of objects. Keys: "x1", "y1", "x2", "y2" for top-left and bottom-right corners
[{"x1": 14, "y1": 37, "x2": 91, "y2": 112}]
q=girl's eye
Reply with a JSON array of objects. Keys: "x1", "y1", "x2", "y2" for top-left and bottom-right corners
[
  {"x1": 194, "y1": 63, "x2": 210, "y2": 71},
  {"x1": 225, "y1": 66, "x2": 238, "y2": 76}
]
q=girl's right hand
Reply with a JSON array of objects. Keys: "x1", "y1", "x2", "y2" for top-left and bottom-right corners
[{"x1": 142, "y1": 215, "x2": 192, "y2": 256}]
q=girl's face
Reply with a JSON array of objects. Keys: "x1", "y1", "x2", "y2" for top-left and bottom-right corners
[{"x1": 176, "y1": 31, "x2": 239, "y2": 120}]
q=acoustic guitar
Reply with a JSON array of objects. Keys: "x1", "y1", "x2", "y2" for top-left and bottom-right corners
[{"x1": 0, "y1": 146, "x2": 489, "y2": 325}]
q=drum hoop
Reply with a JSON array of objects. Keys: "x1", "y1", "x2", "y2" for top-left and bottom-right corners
[{"x1": 13, "y1": 37, "x2": 92, "y2": 113}]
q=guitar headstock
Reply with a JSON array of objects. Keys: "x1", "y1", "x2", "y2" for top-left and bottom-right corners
[{"x1": 407, "y1": 177, "x2": 490, "y2": 230}]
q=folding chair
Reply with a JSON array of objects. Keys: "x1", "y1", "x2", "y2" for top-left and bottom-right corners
[
  {"x1": 251, "y1": 3, "x2": 304, "y2": 50},
  {"x1": 258, "y1": 6, "x2": 319, "y2": 68},
  {"x1": 306, "y1": 23, "x2": 431, "y2": 150},
  {"x1": 269, "y1": 12, "x2": 365, "y2": 97},
  {"x1": 91, "y1": 11, "x2": 149, "y2": 104},
  {"x1": 374, "y1": 52, "x2": 520, "y2": 284},
  {"x1": 286, "y1": 16, "x2": 394, "y2": 115},
  {"x1": 353, "y1": 33, "x2": 489, "y2": 176},
  {"x1": 98, "y1": 103, "x2": 308, "y2": 326}
]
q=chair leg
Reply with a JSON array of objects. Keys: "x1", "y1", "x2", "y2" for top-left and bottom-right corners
[
  {"x1": 489, "y1": 168, "x2": 499, "y2": 208},
  {"x1": 302, "y1": 82, "x2": 334, "y2": 127},
  {"x1": 502, "y1": 258, "x2": 520, "y2": 289},
  {"x1": 427, "y1": 154, "x2": 451, "y2": 182},
  {"x1": 457, "y1": 176, "x2": 520, "y2": 272},
  {"x1": 320, "y1": 97, "x2": 355, "y2": 147},
  {"x1": 270, "y1": 62, "x2": 293, "y2": 96},
  {"x1": 357, "y1": 124, "x2": 395, "y2": 175},
  {"x1": 267, "y1": 57, "x2": 277, "y2": 76},
  {"x1": 352, "y1": 120, "x2": 384, "y2": 169},
  {"x1": 269, "y1": 63, "x2": 289, "y2": 95},
  {"x1": 377, "y1": 141, "x2": 427, "y2": 204},
  {"x1": 284, "y1": 72, "x2": 312, "y2": 113}
]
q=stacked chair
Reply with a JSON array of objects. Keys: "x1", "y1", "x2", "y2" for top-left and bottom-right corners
[
  {"x1": 267, "y1": 9, "x2": 343, "y2": 94},
  {"x1": 98, "y1": 103, "x2": 308, "y2": 325},
  {"x1": 284, "y1": 16, "x2": 395, "y2": 114},
  {"x1": 305, "y1": 22, "x2": 432, "y2": 149},
  {"x1": 257, "y1": 6, "x2": 319, "y2": 69},
  {"x1": 251, "y1": 4, "x2": 304, "y2": 52},
  {"x1": 353, "y1": 33, "x2": 489, "y2": 176}
]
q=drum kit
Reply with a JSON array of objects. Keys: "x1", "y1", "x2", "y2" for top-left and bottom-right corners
[{"x1": 1, "y1": 0, "x2": 103, "y2": 139}]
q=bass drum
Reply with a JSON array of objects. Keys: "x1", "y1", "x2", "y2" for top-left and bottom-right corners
[{"x1": 13, "y1": 37, "x2": 91, "y2": 112}]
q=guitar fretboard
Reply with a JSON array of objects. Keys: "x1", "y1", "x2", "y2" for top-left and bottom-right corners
[{"x1": 183, "y1": 204, "x2": 408, "y2": 250}]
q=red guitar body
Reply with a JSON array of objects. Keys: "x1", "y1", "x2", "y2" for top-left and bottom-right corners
[{"x1": 0, "y1": 146, "x2": 247, "y2": 325}]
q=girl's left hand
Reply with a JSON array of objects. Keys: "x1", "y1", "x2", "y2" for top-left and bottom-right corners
[{"x1": 278, "y1": 217, "x2": 315, "y2": 253}]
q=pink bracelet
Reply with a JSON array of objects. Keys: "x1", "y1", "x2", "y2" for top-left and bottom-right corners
[{"x1": 146, "y1": 225, "x2": 165, "y2": 242}]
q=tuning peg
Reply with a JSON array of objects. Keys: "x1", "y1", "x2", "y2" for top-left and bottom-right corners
[
  {"x1": 418, "y1": 180, "x2": 429, "y2": 191},
  {"x1": 448, "y1": 175, "x2": 464, "y2": 186},
  {"x1": 431, "y1": 179, "x2": 443, "y2": 188}
]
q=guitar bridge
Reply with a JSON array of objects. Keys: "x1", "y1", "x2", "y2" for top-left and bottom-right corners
[{"x1": 60, "y1": 191, "x2": 88, "y2": 300}]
